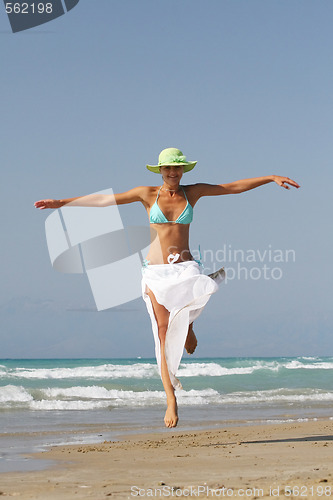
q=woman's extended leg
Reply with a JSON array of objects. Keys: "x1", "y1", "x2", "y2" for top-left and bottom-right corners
[{"x1": 146, "y1": 288, "x2": 178, "y2": 428}]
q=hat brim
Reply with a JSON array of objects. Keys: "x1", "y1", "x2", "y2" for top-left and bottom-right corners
[{"x1": 146, "y1": 161, "x2": 197, "y2": 174}]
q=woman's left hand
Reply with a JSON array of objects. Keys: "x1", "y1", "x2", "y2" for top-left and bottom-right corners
[{"x1": 272, "y1": 176, "x2": 300, "y2": 190}]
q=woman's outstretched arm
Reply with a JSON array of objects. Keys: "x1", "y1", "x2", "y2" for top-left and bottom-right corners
[
  {"x1": 221, "y1": 175, "x2": 300, "y2": 193},
  {"x1": 34, "y1": 186, "x2": 150, "y2": 210},
  {"x1": 192, "y1": 175, "x2": 300, "y2": 199}
]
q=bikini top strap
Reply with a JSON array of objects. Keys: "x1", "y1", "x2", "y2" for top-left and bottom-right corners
[
  {"x1": 156, "y1": 186, "x2": 162, "y2": 201},
  {"x1": 181, "y1": 186, "x2": 188, "y2": 201}
]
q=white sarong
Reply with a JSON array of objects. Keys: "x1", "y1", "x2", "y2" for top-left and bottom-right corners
[{"x1": 141, "y1": 260, "x2": 218, "y2": 390}]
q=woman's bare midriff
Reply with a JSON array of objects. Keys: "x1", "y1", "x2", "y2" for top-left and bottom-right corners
[{"x1": 146, "y1": 223, "x2": 194, "y2": 264}]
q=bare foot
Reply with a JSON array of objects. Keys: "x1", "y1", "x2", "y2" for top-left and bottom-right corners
[
  {"x1": 185, "y1": 325, "x2": 198, "y2": 354},
  {"x1": 208, "y1": 266, "x2": 225, "y2": 284},
  {"x1": 164, "y1": 398, "x2": 178, "y2": 428}
]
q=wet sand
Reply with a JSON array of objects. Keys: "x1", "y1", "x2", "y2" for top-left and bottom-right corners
[{"x1": 0, "y1": 419, "x2": 332, "y2": 499}]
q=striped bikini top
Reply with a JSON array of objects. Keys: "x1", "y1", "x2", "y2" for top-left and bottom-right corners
[{"x1": 149, "y1": 186, "x2": 193, "y2": 225}]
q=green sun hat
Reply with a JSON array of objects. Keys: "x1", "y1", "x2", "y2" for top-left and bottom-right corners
[{"x1": 146, "y1": 148, "x2": 197, "y2": 174}]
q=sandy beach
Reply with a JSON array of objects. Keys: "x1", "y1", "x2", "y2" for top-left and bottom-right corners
[{"x1": 0, "y1": 419, "x2": 332, "y2": 499}]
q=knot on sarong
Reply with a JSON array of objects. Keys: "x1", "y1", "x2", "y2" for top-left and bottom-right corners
[{"x1": 167, "y1": 253, "x2": 180, "y2": 264}]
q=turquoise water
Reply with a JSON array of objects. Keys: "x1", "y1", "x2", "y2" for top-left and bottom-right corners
[{"x1": 1, "y1": 357, "x2": 333, "y2": 472}]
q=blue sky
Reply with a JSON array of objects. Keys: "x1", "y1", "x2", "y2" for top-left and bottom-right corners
[{"x1": 1, "y1": 0, "x2": 332, "y2": 358}]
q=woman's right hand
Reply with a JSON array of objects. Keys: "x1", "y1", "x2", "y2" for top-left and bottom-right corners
[{"x1": 34, "y1": 199, "x2": 63, "y2": 210}]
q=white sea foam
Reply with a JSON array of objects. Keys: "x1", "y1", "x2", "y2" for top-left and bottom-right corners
[
  {"x1": 264, "y1": 418, "x2": 318, "y2": 424},
  {"x1": 31, "y1": 388, "x2": 333, "y2": 410},
  {"x1": 0, "y1": 385, "x2": 33, "y2": 403},
  {"x1": 42, "y1": 386, "x2": 165, "y2": 403},
  {"x1": 219, "y1": 388, "x2": 333, "y2": 404},
  {"x1": 285, "y1": 360, "x2": 333, "y2": 370},
  {"x1": 5, "y1": 363, "x2": 159, "y2": 380},
  {"x1": 1, "y1": 362, "x2": 265, "y2": 380},
  {"x1": 1, "y1": 383, "x2": 333, "y2": 410},
  {"x1": 2, "y1": 358, "x2": 333, "y2": 382},
  {"x1": 298, "y1": 356, "x2": 319, "y2": 361},
  {"x1": 12, "y1": 387, "x2": 221, "y2": 410},
  {"x1": 36, "y1": 387, "x2": 221, "y2": 409},
  {"x1": 30, "y1": 400, "x2": 113, "y2": 411},
  {"x1": 177, "y1": 361, "x2": 279, "y2": 377}
]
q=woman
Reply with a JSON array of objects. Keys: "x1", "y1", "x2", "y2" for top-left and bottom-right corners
[{"x1": 35, "y1": 147, "x2": 300, "y2": 428}]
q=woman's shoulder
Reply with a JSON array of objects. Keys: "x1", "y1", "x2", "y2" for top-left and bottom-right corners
[
  {"x1": 181, "y1": 184, "x2": 202, "y2": 206},
  {"x1": 128, "y1": 185, "x2": 159, "y2": 196},
  {"x1": 132, "y1": 185, "x2": 161, "y2": 206},
  {"x1": 140, "y1": 185, "x2": 160, "y2": 196},
  {"x1": 182, "y1": 183, "x2": 208, "y2": 191},
  {"x1": 182, "y1": 183, "x2": 221, "y2": 204},
  {"x1": 182, "y1": 183, "x2": 206, "y2": 197},
  {"x1": 183, "y1": 183, "x2": 223, "y2": 197}
]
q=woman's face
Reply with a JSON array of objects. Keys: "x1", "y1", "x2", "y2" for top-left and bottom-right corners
[{"x1": 160, "y1": 165, "x2": 184, "y2": 186}]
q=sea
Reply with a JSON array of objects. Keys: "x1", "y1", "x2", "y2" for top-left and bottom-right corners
[{"x1": 1, "y1": 356, "x2": 333, "y2": 473}]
